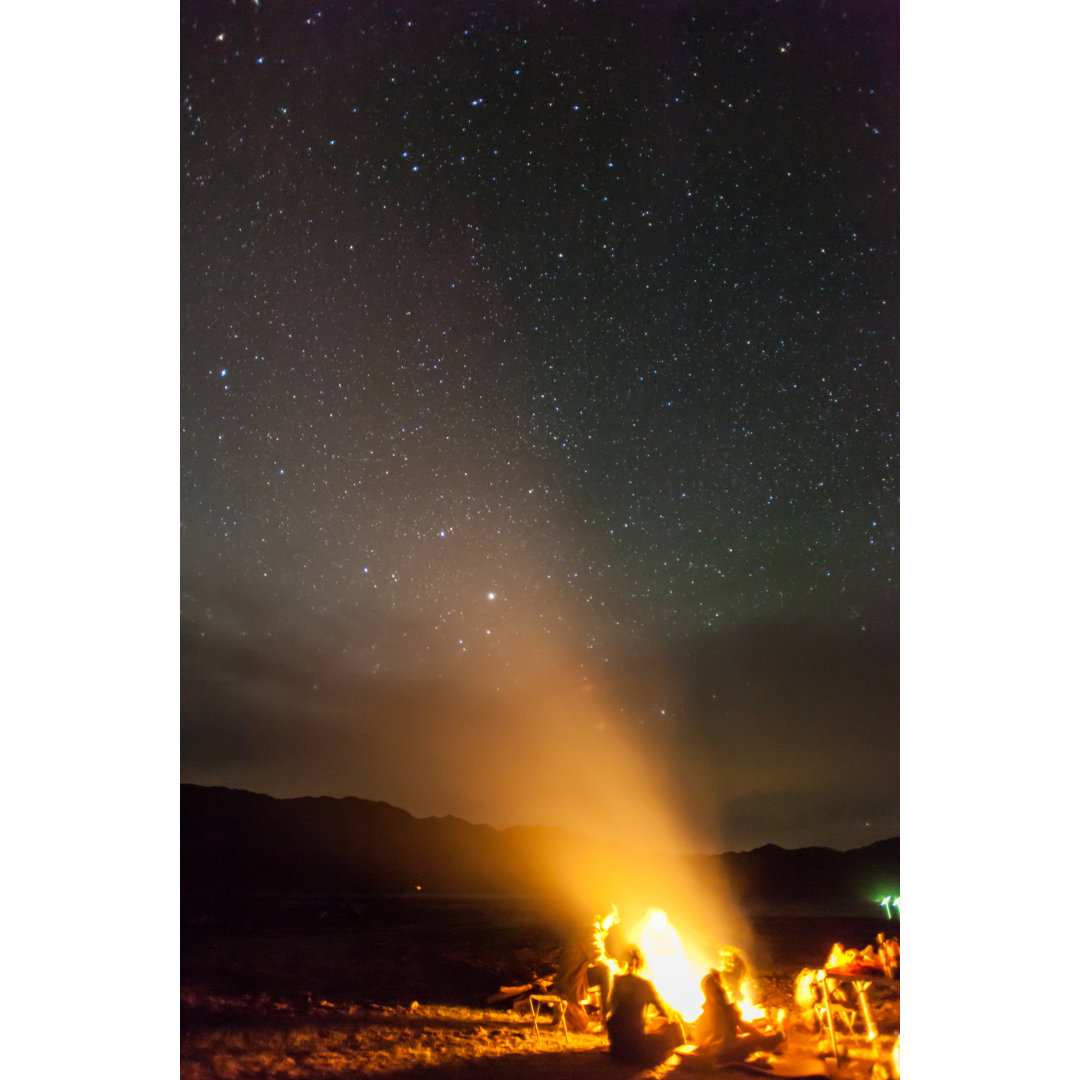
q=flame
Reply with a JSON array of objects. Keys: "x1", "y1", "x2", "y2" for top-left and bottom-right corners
[
  {"x1": 824, "y1": 939, "x2": 893, "y2": 976},
  {"x1": 737, "y1": 980, "x2": 766, "y2": 1022},
  {"x1": 634, "y1": 909, "x2": 704, "y2": 1018},
  {"x1": 825, "y1": 942, "x2": 853, "y2": 970},
  {"x1": 628, "y1": 909, "x2": 765, "y2": 1026}
]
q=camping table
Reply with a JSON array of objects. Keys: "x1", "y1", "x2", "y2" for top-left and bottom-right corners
[{"x1": 816, "y1": 970, "x2": 897, "y2": 1060}]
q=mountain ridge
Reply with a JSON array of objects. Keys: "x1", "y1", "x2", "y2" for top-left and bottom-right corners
[{"x1": 181, "y1": 784, "x2": 898, "y2": 909}]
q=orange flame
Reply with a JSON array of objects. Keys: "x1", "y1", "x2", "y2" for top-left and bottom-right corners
[
  {"x1": 634, "y1": 909, "x2": 703, "y2": 1018},
  {"x1": 628, "y1": 909, "x2": 765, "y2": 1026}
]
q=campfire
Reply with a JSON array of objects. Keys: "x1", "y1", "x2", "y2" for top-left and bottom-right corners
[
  {"x1": 490, "y1": 906, "x2": 776, "y2": 1037},
  {"x1": 490, "y1": 908, "x2": 898, "y2": 1076},
  {"x1": 631, "y1": 908, "x2": 767, "y2": 1025}
]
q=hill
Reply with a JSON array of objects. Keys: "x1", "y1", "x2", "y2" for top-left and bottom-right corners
[{"x1": 181, "y1": 784, "x2": 898, "y2": 914}]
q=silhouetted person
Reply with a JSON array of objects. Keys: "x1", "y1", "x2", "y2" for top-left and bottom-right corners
[
  {"x1": 606, "y1": 947, "x2": 686, "y2": 1065},
  {"x1": 718, "y1": 946, "x2": 748, "y2": 998},
  {"x1": 553, "y1": 905, "x2": 618, "y2": 1032},
  {"x1": 876, "y1": 933, "x2": 900, "y2": 977},
  {"x1": 692, "y1": 966, "x2": 785, "y2": 1062}
]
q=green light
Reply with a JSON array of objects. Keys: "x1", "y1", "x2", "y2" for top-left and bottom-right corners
[{"x1": 879, "y1": 896, "x2": 893, "y2": 919}]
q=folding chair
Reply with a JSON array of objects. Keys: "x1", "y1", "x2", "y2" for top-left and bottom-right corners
[{"x1": 527, "y1": 994, "x2": 569, "y2": 1043}]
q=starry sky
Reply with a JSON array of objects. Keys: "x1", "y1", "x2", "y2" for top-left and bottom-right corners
[{"x1": 180, "y1": 0, "x2": 899, "y2": 855}]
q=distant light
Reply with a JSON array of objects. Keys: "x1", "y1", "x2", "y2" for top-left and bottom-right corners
[{"x1": 487, "y1": 591, "x2": 496, "y2": 600}]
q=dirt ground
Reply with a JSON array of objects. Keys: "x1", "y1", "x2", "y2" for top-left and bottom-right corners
[{"x1": 181, "y1": 895, "x2": 899, "y2": 1079}]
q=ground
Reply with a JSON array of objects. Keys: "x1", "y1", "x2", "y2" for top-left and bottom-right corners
[{"x1": 181, "y1": 896, "x2": 899, "y2": 1079}]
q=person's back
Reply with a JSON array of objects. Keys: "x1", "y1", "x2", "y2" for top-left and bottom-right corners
[
  {"x1": 607, "y1": 973, "x2": 659, "y2": 1044},
  {"x1": 694, "y1": 968, "x2": 741, "y2": 1046},
  {"x1": 606, "y1": 949, "x2": 684, "y2": 1065},
  {"x1": 692, "y1": 966, "x2": 785, "y2": 1063}
]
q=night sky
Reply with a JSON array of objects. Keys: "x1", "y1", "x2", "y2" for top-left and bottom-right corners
[{"x1": 180, "y1": 0, "x2": 899, "y2": 854}]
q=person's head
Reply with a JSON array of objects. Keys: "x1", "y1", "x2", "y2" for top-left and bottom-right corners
[
  {"x1": 720, "y1": 948, "x2": 744, "y2": 972},
  {"x1": 624, "y1": 946, "x2": 644, "y2": 974},
  {"x1": 709, "y1": 969, "x2": 732, "y2": 1001}
]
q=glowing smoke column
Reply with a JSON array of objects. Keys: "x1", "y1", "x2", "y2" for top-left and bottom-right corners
[{"x1": 349, "y1": 573, "x2": 757, "y2": 956}]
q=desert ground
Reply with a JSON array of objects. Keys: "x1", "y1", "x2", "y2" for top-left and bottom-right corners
[{"x1": 181, "y1": 895, "x2": 899, "y2": 1079}]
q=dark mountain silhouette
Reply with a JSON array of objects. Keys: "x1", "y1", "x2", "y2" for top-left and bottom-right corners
[
  {"x1": 699, "y1": 838, "x2": 899, "y2": 908},
  {"x1": 181, "y1": 784, "x2": 898, "y2": 910}
]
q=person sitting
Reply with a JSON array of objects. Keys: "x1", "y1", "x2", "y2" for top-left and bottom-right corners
[
  {"x1": 553, "y1": 905, "x2": 618, "y2": 1032},
  {"x1": 692, "y1": 966, "x2": 785, "y2": 1062},
  {"x1": 605, "y1": 947, "x2": 686, "y2": 1065},
  {"x1": 876, "y1": 933, "x2": 900, "y2": 977}
]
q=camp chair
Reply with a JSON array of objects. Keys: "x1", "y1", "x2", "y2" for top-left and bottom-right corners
[{"x1": 527, "y1": 994, "x2": 569, "y2": 1043}]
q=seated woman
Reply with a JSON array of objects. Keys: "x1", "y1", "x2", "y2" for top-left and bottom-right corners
[
  {"x1": 692, "y1": 966, "x2": 785, "y2": 1062},
  {"x1": 605, "y1": 947, "x2": 686, "y2": 1065}
]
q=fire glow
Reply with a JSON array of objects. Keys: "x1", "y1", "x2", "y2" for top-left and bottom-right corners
[{"x1": 631, "y1": 908, "x2": 764, "y2": 1024}]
